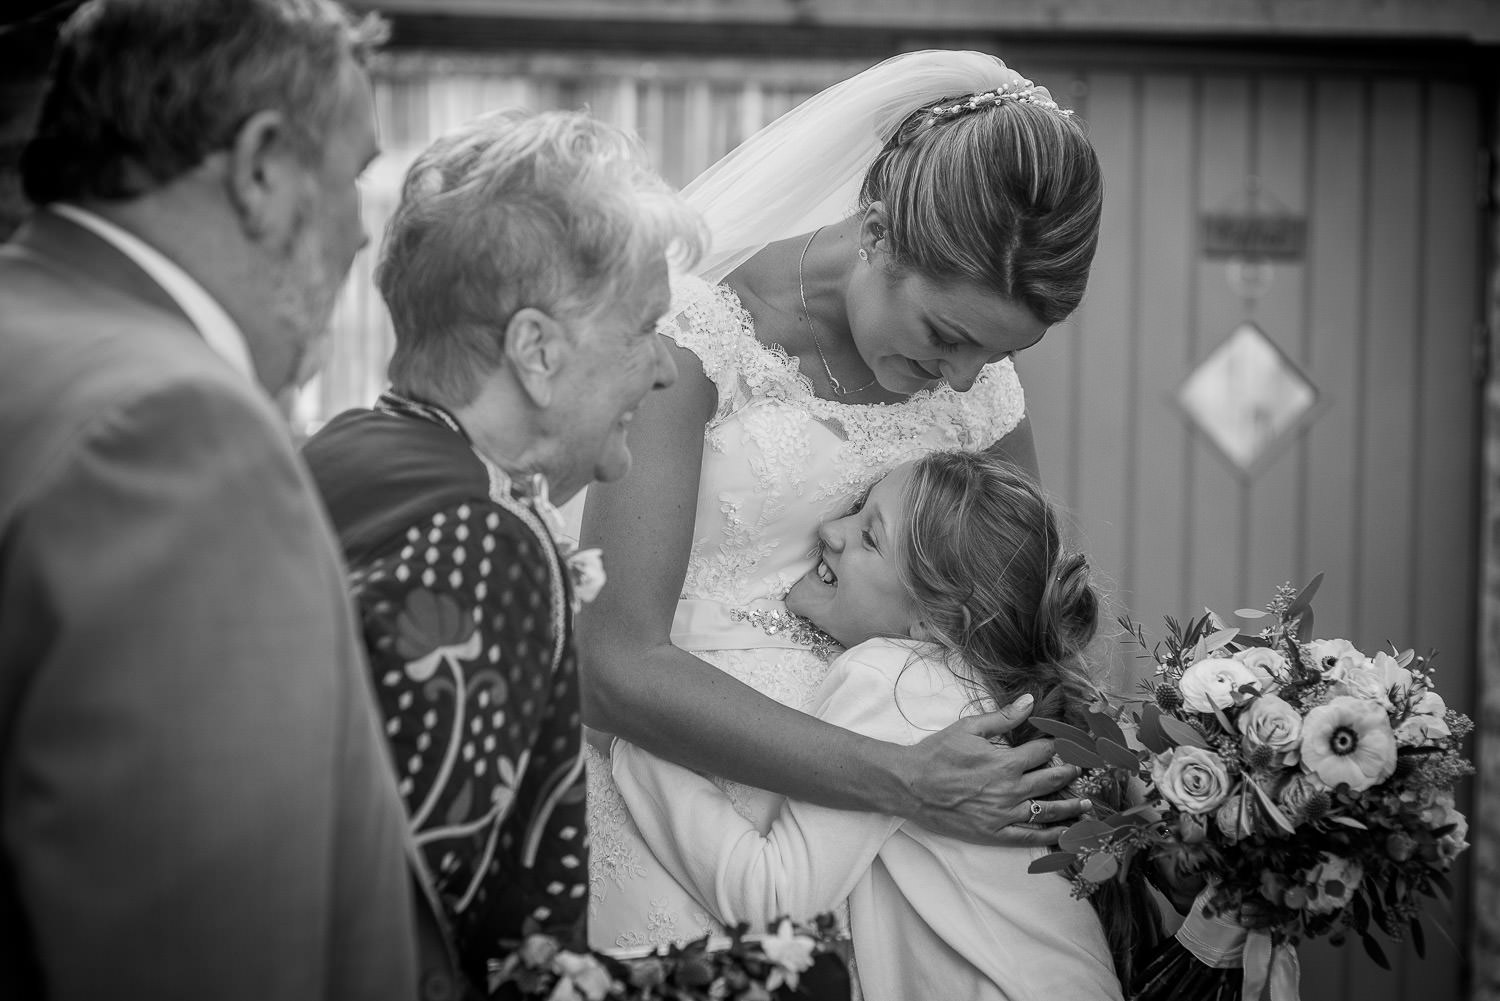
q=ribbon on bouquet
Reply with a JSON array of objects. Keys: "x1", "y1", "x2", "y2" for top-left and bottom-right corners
[{"x1": 1175, "y1": 889, "x2": 1302, "y2": 1001}]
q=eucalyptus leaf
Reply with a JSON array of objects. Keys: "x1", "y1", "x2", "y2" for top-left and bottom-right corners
[
  {"x1": 1235, "y1": 608, "x2": 1269, "y2": 619},
  {"x1": 1296, "y1": 607, "x2": 1316, "y2": 642},
  {"x1": 1328, "y1": 816, "x2": 1369, "y2": 830},
  {"x1": 1286, "y1": 572, "x2": 1325, "y2": 617},
  {"x1": 1056, "y1": 739, "x2": 1108, "y2": 770},
  {"x1": 1087, "y1": 710, "x2": 1129, "y2": 748},
  {"x1": 1058, "y1": 819, "x2": 1114, "y2": 853},
  {"x1": 1201, "y1": 627, "x2": 1241, "y2": 654},
  {"x1": 1031, "y1": 717, "x2": 1096, "y2": 750},
  {"x1": 1081, "y1": 853, "x2": 1119, "y2": 883},
  {"x1": 1097, "y1": 738, "x2": 1141, "y2": 771},
  {"x1": 1027, "y1": 851, "x2": 1078, "y2": 874},
  {"x1": 1138, "y1": 704, "x2": 1170, "y2": 754},
  {"x1": 1120, "y1": 804, "x2": 1163, "y2": 823},
  {"x1": 1410, "y1": 918, "x2": 1426, "y2": 958},
  {"x1": 1158, "y1": 716, "x2": 1211, "y2": 749}
]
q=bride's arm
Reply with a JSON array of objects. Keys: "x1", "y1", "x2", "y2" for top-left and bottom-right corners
[
  {"x1": 578, "y1": 337, "x2": 1082, "y2": 843},
  {"x1": 608, "y1": 651, "x2": 916, "y2": 925}
]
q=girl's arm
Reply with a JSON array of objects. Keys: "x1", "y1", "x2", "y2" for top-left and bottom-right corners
[
  {"x1": 609, "y1": 651, "x2": 918, "y2": 926},
  {"x1": 578, "y1": 335, "x2": 1080, "y2": 842}
]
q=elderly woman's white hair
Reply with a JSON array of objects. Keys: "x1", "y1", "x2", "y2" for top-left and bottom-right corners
[{"x1": 378, "y1": 108, "x2": 705, "y2": 407}]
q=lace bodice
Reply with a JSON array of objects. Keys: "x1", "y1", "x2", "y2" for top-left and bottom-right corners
[{"x1": 667, "y1": 273, "x2": 1026, "y2": 608}]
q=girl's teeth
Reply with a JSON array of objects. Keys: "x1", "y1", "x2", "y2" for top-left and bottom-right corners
[{"x1": 816, "y1": 559, "x2": 837, "y2": 585}]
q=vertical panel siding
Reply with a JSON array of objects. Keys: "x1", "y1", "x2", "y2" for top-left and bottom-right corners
[
  {"x1": 1190, "y1": 76, "x2": 1253, "y2": 612},
  {"x1": 1245, "y1": 76, "x2": 1309, "y2": 606},
  {"x1": 1357, "y1": 82, "x2": 1424, "y2": 653},
  {"x1": 1130, "y1": 74, "x2": 1196, "y2": 643},
  {"x1": 1073, "y1": 72, "x2": 1138, "y2": 635},
  {"x1": 1303, "y1": 78, "x2": 1367, "y2": 643}
]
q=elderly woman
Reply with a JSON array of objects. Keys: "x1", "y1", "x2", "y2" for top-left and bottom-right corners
[{"x1": 302, "y1": 108, "x2": 704, "y2": 991}]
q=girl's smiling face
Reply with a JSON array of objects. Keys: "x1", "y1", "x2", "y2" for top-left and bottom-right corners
[{"x1": 786, "y1": 462, "x2": 924, "y2": 648}]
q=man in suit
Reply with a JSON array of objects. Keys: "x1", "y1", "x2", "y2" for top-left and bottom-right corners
[{"x1": 0, "y1": 1, "x2": 460, "y2": 997}]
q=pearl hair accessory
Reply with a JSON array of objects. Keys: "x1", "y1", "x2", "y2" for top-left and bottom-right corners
[{"x1": 929, "y1": 79, "x2": 1073, "y2": 119}]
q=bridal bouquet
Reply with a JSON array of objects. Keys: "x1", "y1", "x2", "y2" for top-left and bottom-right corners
[
  {"x1": 1031, "y1": 575, "x2": 1472, "y2": 1000},
  {"x1": 487, "y1": 914, "x2": 850, "y2": 1001}
]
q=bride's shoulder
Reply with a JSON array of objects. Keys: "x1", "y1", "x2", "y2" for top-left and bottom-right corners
[{"x1": 661, "y1": 272, "x2": 800, "y2": 397}]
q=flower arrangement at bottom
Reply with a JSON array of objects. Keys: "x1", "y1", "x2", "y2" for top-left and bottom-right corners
[
  {"x1": 487, "y1": 914, "x2": 850, "y2": 1001},
  {"x1": 1029, "y1": 575, "x2": 1473, "y2": 1000}
]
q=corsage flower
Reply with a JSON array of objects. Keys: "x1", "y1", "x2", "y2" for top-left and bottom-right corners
[
  {"x1": 1178, "y1": 657, "x2": 1260, "y2": 713},
  {"x1": 761, "y1": 918, "x2": 818, "y2": 991},
  {"x1": 565, "y1": 547, "x2": 607, "y2": 606},
  {"x1": 1300, "y1": 695, "x2": 1397, "y2": 791},
  {"x1": 1150, "y1": 745, "x2": 1232, "y2": 814}
]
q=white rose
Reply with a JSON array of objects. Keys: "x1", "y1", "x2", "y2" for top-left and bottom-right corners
[
  {"x1": 1240, "y1": 694, "x2": 1303, "y2": 765},
  {"x1": 1368, "y1": 651, "x2": 1415, "y2": 698},
  {"x1": 1330, "y1": 665, "x2": 1396, "y2": 708},
  {"x1": 1150, "y1": 746, "x2": 1232, "y2": 814},
  {"x1": 1179, "y1": 657, "x2": 1260, "y2": 713},
  {"x1": 1234, "y1": 647, "x2": 1290, "y2": 691},
  {"x1": 1304, "y1": 638, "x2": 1368, "y2": 680},
  {"x1": 1395, "y1": 690, "x2": 1451, "y2": 746}
]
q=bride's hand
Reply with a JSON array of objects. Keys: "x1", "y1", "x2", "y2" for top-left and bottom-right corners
[{"x1": 900, "y1": 694, "x2": 1091, "y2": 846}]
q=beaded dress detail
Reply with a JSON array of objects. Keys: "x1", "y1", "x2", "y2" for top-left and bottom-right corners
[{"x1": 585, "y1": 273, "x2": 1026, "y2": 951}]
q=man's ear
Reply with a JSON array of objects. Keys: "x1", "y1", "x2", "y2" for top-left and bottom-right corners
[
  {"x1": 223, "y1": 108, "x2": 303, "y2": 244},
  {"x1": 502, "y1": 307, "x2": 570, "y2": 409}
]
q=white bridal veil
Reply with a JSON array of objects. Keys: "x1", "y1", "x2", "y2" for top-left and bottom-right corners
[{"x1": 682, "y1": 49, "x2": 1048, "y2": 284}]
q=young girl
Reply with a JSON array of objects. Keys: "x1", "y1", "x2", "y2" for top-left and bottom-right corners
[{"x1": 610, "y1": 450, "x2": 1155, "y2": 1001}]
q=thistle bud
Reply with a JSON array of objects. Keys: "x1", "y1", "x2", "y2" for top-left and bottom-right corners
[{"x1": 1155, "y1": 683, "x2": 1183, "y2": 711}]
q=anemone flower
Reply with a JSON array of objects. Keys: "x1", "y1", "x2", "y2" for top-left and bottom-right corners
[{"x1": 1300, "y1": 695, "x2": 1397, "y2": 791}]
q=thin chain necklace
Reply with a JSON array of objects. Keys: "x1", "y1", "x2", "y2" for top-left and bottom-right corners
[{"x1": 798, "y1": 227, "x2": 877, "y2": 396}]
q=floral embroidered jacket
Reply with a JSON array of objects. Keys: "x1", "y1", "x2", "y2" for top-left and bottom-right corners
[{"x1": 304, "y1": 403, "x2": 589, "y2": 991}]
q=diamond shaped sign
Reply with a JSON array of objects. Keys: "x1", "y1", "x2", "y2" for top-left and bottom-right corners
[{"x1": 1177, "y1": 322, "x2": 1319, "y2": 476}]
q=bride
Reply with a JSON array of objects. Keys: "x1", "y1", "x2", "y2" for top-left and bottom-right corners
[{"x1": 576, "y1": 50, "x2": 1105, "y2": 953}]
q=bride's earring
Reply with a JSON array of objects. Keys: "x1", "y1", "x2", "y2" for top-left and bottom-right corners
[{"x1": 857, "y1": 248, "x2": 869, "y2": 262}]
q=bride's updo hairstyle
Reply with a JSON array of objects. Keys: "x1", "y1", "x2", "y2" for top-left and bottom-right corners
[
  {"x1": 859, "y1": 84, "x2": 1103, "y2": 325},
  {"x1": 894, "y1": 450, "x2": 1161, "y2": 987},
  {"x1": 379, "y1": 108, "x2": 705, "y2": 407}
]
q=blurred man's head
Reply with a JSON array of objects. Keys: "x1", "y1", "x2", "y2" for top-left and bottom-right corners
[{"x1": 21, "y1": 0, "x2": 386, "y2": 395}]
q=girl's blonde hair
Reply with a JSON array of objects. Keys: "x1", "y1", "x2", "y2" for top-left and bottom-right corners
[{"x1": 895, "y1": 449, "x2": 1161, "y2": 988}]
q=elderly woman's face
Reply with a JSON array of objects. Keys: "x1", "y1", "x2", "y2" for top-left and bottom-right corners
[{"x1": 548, "y1": 255, "x2": 676, "y2": 503}]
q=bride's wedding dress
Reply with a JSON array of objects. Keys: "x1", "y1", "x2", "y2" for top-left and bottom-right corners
[{"x1": 584, "y1": 272, "x2": 1027, "y2": 951}]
